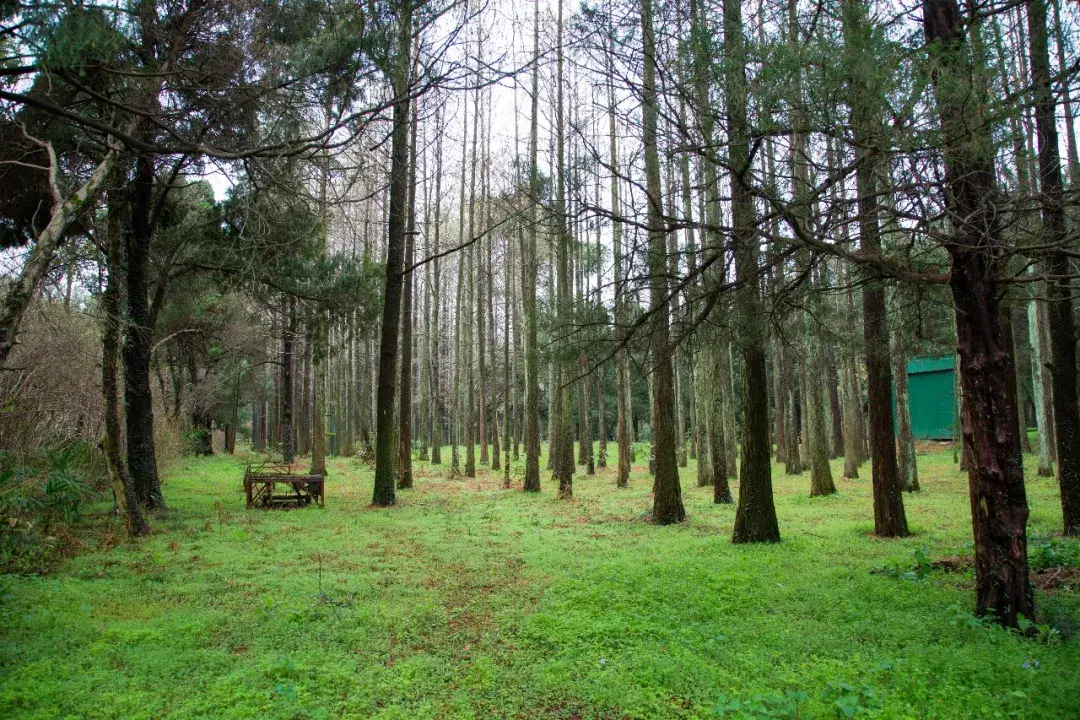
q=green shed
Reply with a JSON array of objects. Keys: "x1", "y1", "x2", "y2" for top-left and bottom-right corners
[{"x1": 895, "y1": 356, "x2": 956, "y2": 440}]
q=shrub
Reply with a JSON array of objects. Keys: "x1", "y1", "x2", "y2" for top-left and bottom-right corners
[{"x1": 0, "y1": 449, "x2": 91, "y2": 573}]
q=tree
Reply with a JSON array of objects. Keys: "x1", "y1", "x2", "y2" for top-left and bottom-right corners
[
  {"x1": 726, "y1": 0, "x2": 779, "y2": 543},
  {"x1": 841, "y1": 0, "x2": 907, "y2": 537},
  {"x1": 372, "y1": 0, "x2": 415, "y2": 508},
  {"x1": 1027, "y1": 0, "x2": 1080, "y2": 535},
  {"x1": 522, "y1": 0, "x2": 542, "y2": 493},
  {"x1": 924, "y1": 0, "x2": 1034, "y2": 627},
  {"x1": 641, "y1": 0, "x2": 685, "y2": 524}
]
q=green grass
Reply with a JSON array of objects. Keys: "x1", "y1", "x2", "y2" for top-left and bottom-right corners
[{"x1": 1, "y1": 444, "x2": 1079, "y2": 719}]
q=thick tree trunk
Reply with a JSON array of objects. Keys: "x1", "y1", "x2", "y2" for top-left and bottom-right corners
[
  {"x1": 102, "y1": 185, "x2": 149, "y2": 536},
  {"x1": 925, "y1": 0, "x2": 1034, "y2": 626},
  {"x1": 371, "y1": 0, "x2": 413, "y2": 507},
  {"x1": 122, "y1": 156, "x2": 164, "y2": 511}
]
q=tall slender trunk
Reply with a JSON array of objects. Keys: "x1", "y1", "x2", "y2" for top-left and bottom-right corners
[
  {"x1": 826, "y1": 345, "x2": 845, "y2": 459},
  {"x1": 843, "y1": 0, "x2": 907, "y2": 536},
  {"x1": 642, "y1": 0, "x2": 684, "y2": 524},
  {"x1": 503, "y1": 222, "x2": 512, "y2": 486},
  {"x1": 310, "y1": 96, "x2": 332, "y2": 478},
  {"x1": 551, "y1": 0, "x2": 574, "y2": 498},
  {"x1": 892, "y1": 322, "x2": 919, "y2": 491},
  {"x1": 1028, "y1": 0, "x2": 1080, "y2": 534},
  {"x1": 726, "y1": 0, "x2": 778, "y2": 543},
  {"x1": 282, "y1": 297, "x2": 296, "y2": 464},
  {"x1": 430, "y1": 106, "x2": 444, "y2": 465},
  {"x1": 608, "y1": 17, "x2": 631, "y2": 489},
  {"x1": 464, "y1": 45, "x2": 481, "y2": 480},
  {"x1": 1052, "y1": 0, "x2": 1080, "y2": 186},
  {"x1": 522, "y1": 0, "x2": 541, "y2": 492},
  {"x1": 451, "y1": 90, "x2": 469, "y2": 475},
  {"x1": 398, "y1": 84, "x2": 420, "y2": 490}
]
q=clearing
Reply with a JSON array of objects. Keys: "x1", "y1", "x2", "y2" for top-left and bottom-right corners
[{"x1": 1, "y1": 447, "x2": 1078, "y2": 719}]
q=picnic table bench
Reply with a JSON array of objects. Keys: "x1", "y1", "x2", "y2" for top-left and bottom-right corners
[{"x1": 244, "y1": 462, "x2": 324, "y2": 508}]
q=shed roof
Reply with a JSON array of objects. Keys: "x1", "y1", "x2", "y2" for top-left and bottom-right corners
[{"x1": 907, "y1": 355, "x2": 954, "y2": 375}]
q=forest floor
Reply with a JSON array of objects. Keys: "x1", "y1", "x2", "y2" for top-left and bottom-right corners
[{"x1": 2, "y1": 445, "x2": 1079, "y2": 719}]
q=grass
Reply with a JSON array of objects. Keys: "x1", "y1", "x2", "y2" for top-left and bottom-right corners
[{"x1": 1, "y1": 443, "x2": 1079, "y2": 719}]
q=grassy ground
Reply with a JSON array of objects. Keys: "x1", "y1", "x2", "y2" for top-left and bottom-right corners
[{"x1": 1, "y1": 444, "x2": 1079, "y2": 720}]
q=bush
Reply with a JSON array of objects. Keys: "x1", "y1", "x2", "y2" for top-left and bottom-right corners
[
  {"x1": 0, "y1": 449, "x2": 91, "y2": 573},
  {"x1": 1029, "y1": 534, "x2": 1080, "y2": 570}
]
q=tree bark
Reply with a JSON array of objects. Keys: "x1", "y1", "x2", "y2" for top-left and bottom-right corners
[
  {"x1": 1027, "y1": 0, "x2": 1080, "y2": 534},
  {"x1": 726, "y1": 0, "x2": 778, "y2": 543},
  {"x1": 843, "y1": 0, "x2": 907, "y2": 537},
  {"x1": 925, "y1": 0, "x2": 1034, "y2": 626},
  {"x1": 102, "y1": 183, "x2": 149, "y2": 536},
  {"x1": 397, "y1": 85, "x2": 420, "y2": 490},
  {"x1": 282, "y1": 297, "x2": 296, "y2": 464},
  {"x1": 122, "y1": 155, "x2": 164, "y2": 511},
  {"x1": 892, "y1": 322, "x2": 919, "y2": 491},
  {"x1": 522, "y1": 0, "x2": 541, "y2": 492},
  {"x1": 372, "y1": 0, "x2": 414, "y2": 507},
  {"x1": 608, "y1": 18, "x2": 631, "y2": 490},
  {"x1": 642, "y1": 0, "x2": 685, "y2": 524},
  {"x1": 551, "y1": 0, "x2": 574, "y2": 498}
]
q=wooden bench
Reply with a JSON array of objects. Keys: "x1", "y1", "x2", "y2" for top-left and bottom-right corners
[{"x1": 244, "y1": 463, "x2": 324, "y2": 508}]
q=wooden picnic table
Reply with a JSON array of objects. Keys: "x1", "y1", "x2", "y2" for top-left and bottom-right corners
[{"x1": 244, "y1": 463, "x2": 324, "y2": 508}]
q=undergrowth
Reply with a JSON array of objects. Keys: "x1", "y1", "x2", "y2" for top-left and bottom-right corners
[{"x1": 0, "y1": 445, "x2": 1077, "y2": 719}]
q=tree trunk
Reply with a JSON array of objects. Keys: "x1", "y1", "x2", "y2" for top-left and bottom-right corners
[
  {"x1": 551, "y1": 0, "x2": 574, "y2": 499},
  {"x1": 371, "y1": 0, "x2": 413, "y2": 507},
  {"x1": 101, "y1": 185, "x2": 149, "y2": 536},
  {"x1": 122, "y1": 155, "x2": 164, "y2": 511},
  {"x1": 925, "y1": 0, "x2": 1034, "y2": 626},
  {"x1": 843, "y1": 0, "x2": 907, "y2": 537},
  {"x1": 1027, "y1": 0, "x2": 1080, "y2": 534},
  {"x1": 398, "y1": 90, "x2": 420, "y2": 490},
  {"x1": 827, "y1": 345, "x2": 845, "y2": 459},
  {"x1": 726, "y1": 0, "x2": 778, "y2": 543},
  {"x1": 522, "y1": 0, "x2": 541, "y2": 492},
  {"x1": 282, "y1": 297, "x2": 296, "y2": 464},
  {"x1": 310, "y1": 322, "x2": 327, "y2": 474},
  {"x1": 608, "y1": 19, "x2": 631, "y2": 489},
  {"x1": 710, "y1": 342, "x2": 733, "y2": 503},
  {"x1": 0, "y1": 147, "x2": 121, "y2": 367},
  {"x1": 641, "y1": 0, "x2": 685, "y2": 524},
  {"x1": 892, "y1": 322, "x2": 919, "y2": 491}
]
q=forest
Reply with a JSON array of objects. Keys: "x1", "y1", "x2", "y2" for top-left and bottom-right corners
[{"x1": 1, "y1": 0, "x2": 1080, "y2": 717}]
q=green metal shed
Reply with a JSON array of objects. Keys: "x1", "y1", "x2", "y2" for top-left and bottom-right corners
[{"x1": 895, "y1": 355, "x2": 956, "y2": 440}]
